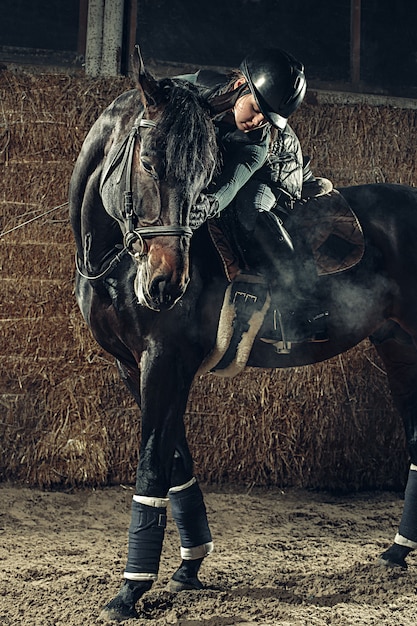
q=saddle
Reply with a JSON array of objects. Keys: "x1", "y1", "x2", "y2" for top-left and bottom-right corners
[
  {"x1": 198, "y1": 190, "x2": 364, "y2": 375},
  {"x1": 208, "y1": 190, "x2": 364, "y2": 282}
]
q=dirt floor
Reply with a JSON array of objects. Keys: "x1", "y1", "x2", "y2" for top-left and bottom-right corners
[{"x1": 0, "y1": 484, "x2": 416, "y2": 625}]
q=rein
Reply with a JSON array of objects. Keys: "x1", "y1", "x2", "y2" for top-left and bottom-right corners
[{"x1": 75, "y1": 247, "x2": 129, "y2": 282}]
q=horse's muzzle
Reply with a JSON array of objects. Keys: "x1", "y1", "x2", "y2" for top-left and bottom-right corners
[
  {"x1": 144, "y1": 274, "x2": 189, "y2": 311},
  {"x1": 133, "y1": 241, "x2": 190, "y2": 311}
]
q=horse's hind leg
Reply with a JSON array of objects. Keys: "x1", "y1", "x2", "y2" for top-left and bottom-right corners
[
  {"x1": 168, "y1": 430, "x2": 213, "y2": 592},
  {"x1": 370, "y1": 323, "x2": 417, "y2": 568}
]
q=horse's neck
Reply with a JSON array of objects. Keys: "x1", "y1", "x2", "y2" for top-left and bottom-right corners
[{"x1": 75, "y1": 163, "x2": 122, "y2": 274}]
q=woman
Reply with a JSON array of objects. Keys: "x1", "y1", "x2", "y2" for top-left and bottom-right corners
[
  {"x1": 180, "y1": 47, "x2": 330, "y2": 228},
  {"x1": 179, "y1": 48, "x2": 330, "y2": 344}
]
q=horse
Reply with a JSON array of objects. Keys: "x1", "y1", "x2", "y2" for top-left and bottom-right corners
[{"x1": 69, "y1": 49, "x2": 417, "y2": 622}]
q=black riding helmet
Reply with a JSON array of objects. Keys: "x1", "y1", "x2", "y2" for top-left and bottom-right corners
[{"x1": 240, "y1": 48, "x2": 306, "y2": 129}]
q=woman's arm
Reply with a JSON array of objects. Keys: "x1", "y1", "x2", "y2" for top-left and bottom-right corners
[
  {"x1": 190, "y1": 129, "x2": 269, "y2": 230},
  {"x1": 208, "y1": 138, "x2": 269, "y2": 212}
]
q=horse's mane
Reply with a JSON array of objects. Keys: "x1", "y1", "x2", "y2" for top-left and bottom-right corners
[{"x1": 154, "y1": 78, "x2": 219, "y2": 186}]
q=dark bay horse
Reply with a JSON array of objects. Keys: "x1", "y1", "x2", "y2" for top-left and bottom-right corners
[{"x1": 69, "y1": 51, "x2": 417, "y2": 622}]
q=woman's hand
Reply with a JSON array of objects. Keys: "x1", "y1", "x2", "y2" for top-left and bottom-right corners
[{"x1": 189, "y1": 194, "x2": 220, "y2": 230}]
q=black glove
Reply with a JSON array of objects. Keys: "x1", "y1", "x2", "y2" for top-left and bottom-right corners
[{"x1": 189, "y1": 194, "x2": 219, "y2": 231}]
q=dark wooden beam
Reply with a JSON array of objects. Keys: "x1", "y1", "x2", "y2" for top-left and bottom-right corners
[
  {"x1": 125, "y1": 0, "x2": 138, "y2": 75},
  {"x1": 77, "y1": 0, "x2": 89, "y2": 57},
  {"x1": 350, "y1": 0, "x2": 361, "y2": 85}
]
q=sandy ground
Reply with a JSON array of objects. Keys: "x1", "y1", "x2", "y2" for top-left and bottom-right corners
[{"x1": 0, "y1": 484, "x2": 416, "y2": 625}]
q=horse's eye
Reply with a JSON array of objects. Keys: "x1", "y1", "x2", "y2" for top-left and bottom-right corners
[{"x1": 141, "y1": 158, "x2": 158, "y2": 180}]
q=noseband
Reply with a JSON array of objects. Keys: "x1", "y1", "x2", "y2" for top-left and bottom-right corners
[{"x1": 101, "y1": 117, "x2": 192, "y2": 259}]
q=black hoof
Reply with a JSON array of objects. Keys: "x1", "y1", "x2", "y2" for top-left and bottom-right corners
[
  {"x1": 379, "y1": 544, "x2": 411, "y2": 569},
  {"x1": 99, "y1": 580, "x2": 152, "y2": 622},
  {"x1": 99, "y1": 600, "x2": 139, "y2": 623},
  {"x1": 378, "y1": 556, "x2": 407, "y2": 569},
  {"x1": 168, "y1": 576, "x2": 204, "y2": 592},
  {"x1": 169, "y1": 558, "x2": 204, "y2": 592}
]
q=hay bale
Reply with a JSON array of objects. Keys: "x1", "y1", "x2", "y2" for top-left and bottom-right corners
[
  {"x1": 0, "y1": 278, "x2": 73, "y2": 319},
  {"x1": 292, "y1": 102, "x2": 417, "y2": 186},
  {"x1": 0, "y1": 241, "x2": 74, "y2": 279},
  {"x1": 0, "y1": 162, "x2": 74, "y2": 213},
  {"x1": 185, "y1": 346, "x2": 407, "y2": 491},
  {"x1": 0, "y1": 355, "x2": 139, "y2": 487},
  {"x1": 0, "y1": 68, "x2": 413, "y2": 490}
]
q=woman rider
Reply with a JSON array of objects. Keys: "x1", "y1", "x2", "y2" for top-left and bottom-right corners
[{"x1": 178, "y1": 48, "x2": 330, "y2": 343}]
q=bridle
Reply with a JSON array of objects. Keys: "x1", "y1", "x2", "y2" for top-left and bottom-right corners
[
  {"x1": 77, "y1": 115, "x2": 194, "y2": 283},
  {"x1": 101, "y1": 117, "x2": 193, "y2": 259}
]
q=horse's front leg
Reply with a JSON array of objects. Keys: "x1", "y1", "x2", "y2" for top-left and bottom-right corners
[
  {"x1": 167, "y1": 432, "x2": 213, "y2": 592},
  {"x1": 100, "y1": 349, "x2": 197, "y2": 623}
]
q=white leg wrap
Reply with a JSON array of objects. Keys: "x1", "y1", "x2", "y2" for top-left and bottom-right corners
[
  {"x1": 133, "y1": 494, "x2": 169, "y2": 508},
  {"x1": 124, "y1": 571, "x2": 158, "y2": 582},
  {"x1": 125, "y1": 497, "x2": 168, "y2": 581},
  {"x1": 168, "y1": 477, "x2": 197, "y2": 493},
  {"x1": 180, "y1": 541, "x2": 214, "y2": 560},
  {"x1": 394, "y1": 533, "x2": 417, "y2": 549},
  {"x1": 396, "y1": 462, "x2": 417, "y2": 547}
]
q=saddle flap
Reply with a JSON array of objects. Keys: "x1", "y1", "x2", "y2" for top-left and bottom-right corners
[{"x1": 294, "y1": 190, "x2": 365, "y2": 275}]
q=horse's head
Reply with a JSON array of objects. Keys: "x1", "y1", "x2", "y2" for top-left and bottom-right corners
[{"x1": 102, "y1": 47, "x2": 218, "y2": 312}]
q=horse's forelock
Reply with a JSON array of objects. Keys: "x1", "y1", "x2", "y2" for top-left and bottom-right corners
[{"x1": 155, "y1": 79, "x2": 218, "y2": 187}]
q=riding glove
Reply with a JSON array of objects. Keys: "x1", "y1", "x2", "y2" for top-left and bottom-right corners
[{"x1": 189, "y1": 193, "x2": 220, "y2": 230}]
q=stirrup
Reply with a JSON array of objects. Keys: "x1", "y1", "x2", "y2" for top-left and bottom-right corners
[
  {"x1": 261, "y1": 309, "x2": 292, "y2": 354},
  {"x1": 261, "y1": 308, "x2": 329, "y2": 353}
]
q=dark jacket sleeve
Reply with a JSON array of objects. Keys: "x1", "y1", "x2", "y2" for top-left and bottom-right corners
[{"x1": 255, "y1": 124, "x2": 304, "y2": 200}]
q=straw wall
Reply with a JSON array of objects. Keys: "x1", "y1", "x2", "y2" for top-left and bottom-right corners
[{"x1": 0, "y1": 68, "x2": 415, "y2": 491}]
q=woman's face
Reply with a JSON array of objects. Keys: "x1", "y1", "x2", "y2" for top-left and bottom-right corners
[{"x1": 233, "y1": 78, "x2": 266, "y2": 132}]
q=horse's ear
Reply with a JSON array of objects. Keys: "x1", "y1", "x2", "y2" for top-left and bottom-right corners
[{"x1": 132, "y1": 45, "x2": 159, "y2": 107}]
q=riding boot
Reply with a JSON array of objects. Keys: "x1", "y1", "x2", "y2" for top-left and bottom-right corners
[{"x1": 243, "y1": 209, "x2": 329, "y2": 346}]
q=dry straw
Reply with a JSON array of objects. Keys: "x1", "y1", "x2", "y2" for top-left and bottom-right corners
[{"x1": 0, "y1": 68, "x2": 413, "y2": 490}]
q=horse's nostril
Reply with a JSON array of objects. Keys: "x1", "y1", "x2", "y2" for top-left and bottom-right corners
[
  {"x1": 155, "y1": 279, "x2": 167, "y2": 302},
  {"x1": 149, "y1": 276, "x2": 170, "y2": 304},
  {"x1": 148, "y1": 273, "x2": 187, "y2": 309}
]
